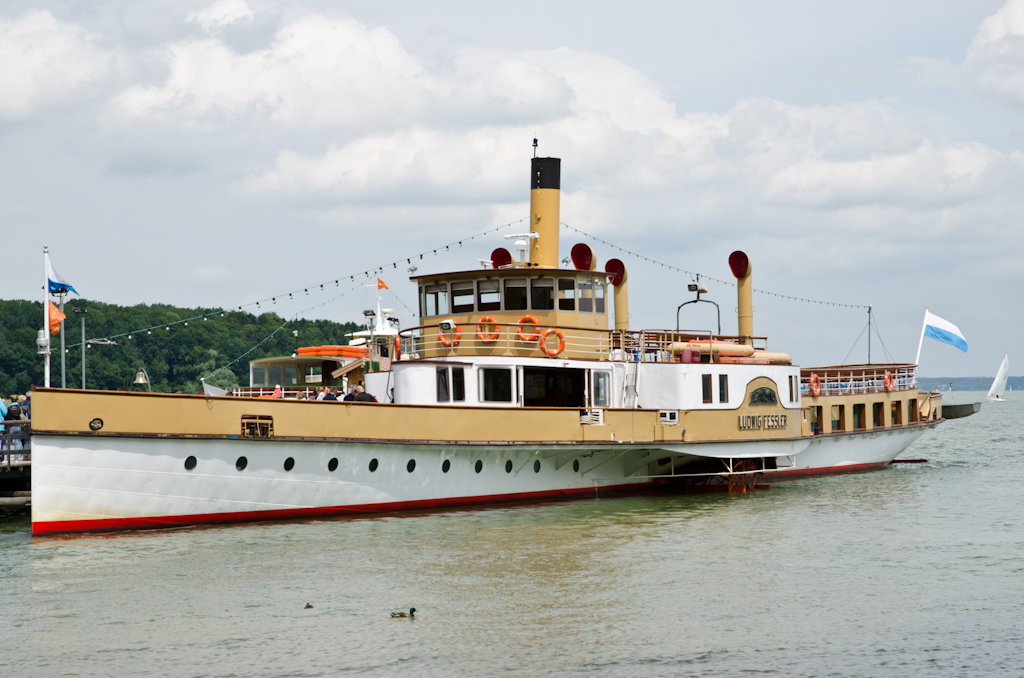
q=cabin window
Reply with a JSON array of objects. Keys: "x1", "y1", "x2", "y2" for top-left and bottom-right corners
[
  {"x1": 702, "y1": 374, "x2": 712, "y2": 403},
  {"x1": 788, "y1": 376, "x2": 794, "y2": 402},
  {"x1": 241, "y1": 415, "x2": 273, "y2": 438},
  {"x1": 269, "y1": 367, "x2": 281, "y2": 386},
  {"x1": 480, "y1": 367, "x2": 513, "y2": 402},
  {"x1": 451, "y1": 281, "x2": 474, "y2": 314},
  {"x1": 477, "y1": 279, "x2": 501, "y2": 312},
  {"x1": 423, "y1": 283, "x2": 449, "y2": 317},
  {"x1": 504, "y1": 278, "x2": 528, "y2": 311},
  {"x1": 452, "y1": 367, "x2": 465, "y2": 402},
  {"x1": 558, "y1": 278, "x2": 576, "y2": 311},
  {"x1": 523, "y1": 367, "x2": 585, "y2": 407},
  {"x1": 436, "y1": 367, "x2": 450, "y2": 402},
  {"x1": 908, "y1": 398, "x2": 918, "y2": 423},
  {"x1": 749, "y1": 387, "x2": 778, "y2": 405},
  {"x1": 853, "y1": 404, "x2": 865, "y2": 430},
  {"x1": 719, "y1": 375, "x2": 729, "y2": 403},
  {"x1": 578, "y1": 278, "x2": 594, "y2": 313},
  {"x1": 873, "y1": 402, "x2": 885, "y2": 427},
  {"x1": 284, "y1": 367, "x2": 297, "y2": 386},
  {"x1": 305, "y1": 367, "x2": 322, "y2": 384},
  {"x1": 595, "y1": 280, "x2": 606, "y2": 313},
  {"x1": 809, "y1": 406, "x2": 820, "y2": 435},
  {"x1": 891, "y1": 401, "x2": 903, "y2": 426},
  {"x1": 252, "y1": 367, "x2": 265, "y2": 386},
  {"x1": 832, "y1": 405, "x2": 845, "y2": 431},
  {"x1": 592, "y1": 371, "x2": 610, "y2": 407},
  {"x1": 530, "y1": 277, "x2": 555, "y2": 311}
]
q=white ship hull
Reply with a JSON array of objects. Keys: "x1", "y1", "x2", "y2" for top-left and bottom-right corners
[{"x1": 30, "y1": 424, "x2": 931, "y2": 535}]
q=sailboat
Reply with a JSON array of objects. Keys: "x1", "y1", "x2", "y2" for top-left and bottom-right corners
[{"x1": 987, "y1": 354, "x2": 1009, "y2": 402}]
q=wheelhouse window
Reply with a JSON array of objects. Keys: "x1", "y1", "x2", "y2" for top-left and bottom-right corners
[
  {"x1": 504, "y1": 278, "x2": 528, "y2": 311},
  {"x1": 305, "y1": 366, "x2": 322, "y2": 384},
  {"x1": 477, "y1": 279, "x2": 501, "y2": 312},
  {"x1": 530, "y1": 277, "x2": 554, "y2": 311},
  {"x1": 558, "y1": 278, "x2": 576, "y2": 311},
  {"x1": 423, "y1": 283, "x2": 449, "y2": 317},
  {"x1": 595, "y1": 280, "x2": 606, "y2": 313},
  {"x1": 436, "y1": 367, "x2": 450, "y2": 402},
  {"x1": 269, "y1": 367, "x2": 281, "y2": 386},
  {"x1": 480, "y1": 367, "x2": 514, "y2": 402},
  {"x1": 285, "y1": 367, "x2": 297, "y2": 386},
  {"x1": 451, "y1": 281, "x2": 474, "y2": 314},
  {"x1": 702, "y1": 374, "x2": 712, "y2": 403},
  {"x1": 719, "y1": 375, "x2": 729, "y2": 403},
  {"x1": 592, "y1": 371, "x2": 610, "y2": 407},
  {"x1": 252, "y1": 367, "x2": 265, "y2": 386},
  {"x1": 578, "y1": 278, "x2": 594, "y2": 313}
]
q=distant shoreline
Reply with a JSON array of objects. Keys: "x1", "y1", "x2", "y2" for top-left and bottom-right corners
[{"x1": 918, "y1": 377, "x2": 1020, "y2": 392}]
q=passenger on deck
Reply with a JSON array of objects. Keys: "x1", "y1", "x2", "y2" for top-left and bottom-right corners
[
  {"x1": 354, "y1": 385, "x2": 376, "y2": 403},
  {"x1": 316, "y1": 387, "x2": 326, "y2": 401},
  {"x1": 322, "y1": 388, "x2": 338, "y2": 401},
  {"x1": 343, "y1": 387, "x2": 355, "y2": 402},
  {"x1": 271, "y1": 385, "x2": 283, "y2": 399}
]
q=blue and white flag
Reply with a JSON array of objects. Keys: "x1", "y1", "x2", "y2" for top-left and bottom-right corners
[
  {"x1": 47, "y1": 257, "x2": 77, "y2": 294},
  {"x1": 922, "y1": 310, "x2": 968, "y2": 352}
]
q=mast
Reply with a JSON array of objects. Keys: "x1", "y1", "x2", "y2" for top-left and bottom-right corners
[
  {"x1": 43, "y1": 246, "x2": 51, "y2": 388},
  {"x1": 867, "y1": 305, "x2": 872, "y2": 364}
]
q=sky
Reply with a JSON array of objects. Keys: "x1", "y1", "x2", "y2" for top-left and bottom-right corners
[{"x1": 1, "y1": 0, "x2": 1022, "y2": 377}]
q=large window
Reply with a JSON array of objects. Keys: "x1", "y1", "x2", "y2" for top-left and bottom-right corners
[
  {"x1": 451, "y1": 281, "x2": 474, "y2": 314},
  {"x1": 252, "y1": 367, "x2": 265, "y2": 386},
  {"x1": 592, "y1": 371, "x2": 610, "y2": 407},
  {"x1": 305, "y1": 366, "x2": 322, "y2": 384},
  {"x1": 285, "y1": 367, "x2": 297, "y2": 386},
  {"x1": 595, "y1": 280, "x2": 606, "y2": 313},
  {"x1": 578, "y1": 278, "x2": 594, "y2": 313},
  {"x1": 269, "y1": 367, "x2": 281, "y2": 386},
  {"x1": 558, "y1": 278, "x2": 576, "y2": 311},
  {"x1": 531, "y1": 277, "x2": 554, "y2": 311},
  {"x1": 423, "y1": 283, "x2": 449, "y2": 317},
  {"x1": 504, "y1": 278, "x2": 528, "y2": 311},
  {"x1": 477, "y1": 279, "x2": 500, "y2": 312},
  {"x1": 436, "y1": 367, "x2": 466, "y2": 402},
  {"x1": 480, "y1": 368, "x2": 514, "y2": 402},
  {"x1": 436, "y1": 368, "x2": 450, "y2": 402}
]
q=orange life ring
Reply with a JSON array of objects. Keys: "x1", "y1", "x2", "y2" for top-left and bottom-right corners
[
  {"x1": 809, "y1": 373, "x2": 821, "y2": 397},
  {"x1": 476, "y1": 316, "x2": 500, "y2": 343},
  {"x1": 540, "y1": 328, "x2": 566, "y2": 357},
  {"x1": 516, "y1": 315, "x2": 541, "y2": 343},
  {"x1": 438, "y1": 324, "x2": 461, "y2": 348},
  {"x1": 884, "y1": 371, "x2": 893, "y2": 393},
  {"x1": 394, "y1": 334, "x2": 401, "y2": 359}
]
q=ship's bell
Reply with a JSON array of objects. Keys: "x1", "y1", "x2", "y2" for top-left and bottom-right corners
[{"x1": 134, "y1": 369, "x2": 148, "y2": 385}]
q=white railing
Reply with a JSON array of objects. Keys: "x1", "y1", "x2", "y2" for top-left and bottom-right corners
[{"x1": 799, "y1": 364, "x2": 917, "y2": 397}]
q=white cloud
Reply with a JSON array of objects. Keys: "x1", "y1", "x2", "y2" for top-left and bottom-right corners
[
  {"x1": 189, "y1": 265, "x2": 232, "y2": 282},
  {"x1": 963, "y1": 0, "x2": 1024, "y2": 106},
  {"x1": 0, "y1": 10, "x2": 112, "y2": 120},
  {"x1": 186, "y1": 0, "x2": 254, "y2": 33}
]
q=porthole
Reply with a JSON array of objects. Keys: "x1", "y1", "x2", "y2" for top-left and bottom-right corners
[
  {"x1": 442, "y1": 459, "x2": 451, "y2": 473},
  {"x1": 184, "y1": 456, "x2": 197, "y2": 471},
  {"x1": 573, "y1": 459, "x2": 580, "y2": 472},
  {"x1": 236, "y1": 456, "x2": 248, "y2": 471},
  {"x1": 505, "y1": 460, "x2": 513, "y2": 473},
  {"x1": 284, "y1": 457, "x2": 295, "y2": 472},
  {"x1": 328, "y1": 458, "x2": 339, "y2": 472},
  {"x1": 407, "y1": 459, "x2": 416, "y2": 473},
  {"x1": 533, "y1": 460, "x2": 540, "y2": 473},
  {"x1": 369, "y1": 458, "x2": 379, "y2": 472},
  {"x1": 474, "y1": 459, "x2": 483, "y2": 473}
]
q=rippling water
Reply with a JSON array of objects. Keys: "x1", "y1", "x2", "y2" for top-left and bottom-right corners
[{"x1": 2, "y1": 392, "x2": 1022, "y2": 677}]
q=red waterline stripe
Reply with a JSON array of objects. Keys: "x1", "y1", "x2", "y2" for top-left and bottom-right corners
[
  {"x1": 32, "y1": 480, "x2": 668, "y2": 536},
  {"x1": 760, "y1": 460, "x2": 891, "y2": 480}
]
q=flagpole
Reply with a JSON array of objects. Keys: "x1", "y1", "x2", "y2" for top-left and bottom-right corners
[
  {"x1": 60, "y1": 291, "x2": 66, "y2": 388},
  {"x1": 43, "y1": 246, "x2": 51, "y2": 388},
  {"x1": 914, "y1": 306, "x2": 928, "y2": 367}
]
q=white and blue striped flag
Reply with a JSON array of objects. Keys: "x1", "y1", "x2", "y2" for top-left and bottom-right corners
[
  {"x1": 47, "y1": 257, "x2": 77, "y2": 294},
  {"x1": 922, "y1": 310, "x2": 968, "y2": 352}
]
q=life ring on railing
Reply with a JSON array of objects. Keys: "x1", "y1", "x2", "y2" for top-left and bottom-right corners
[
  {"x1": 540, "y1": 328, "x2": 566, "y2": 357},
  {"x1": 394, "y1": 334, "x2": 401, "y2": 360},
  {"x1": 516, "y1": 315, "x2": 541, "y2": 343},
  {"x1": 438, "y1": 324, "x2": 461, "y2": 348},
  {"x1": 884, "y1": 370, "x2": 893, "y2": 393},
  {"x1": 476, "y1": 316, "x2": 500, "y2": 343},
  {"x1": 809, "y1": 373, "x2": 821, "y2": 397}
]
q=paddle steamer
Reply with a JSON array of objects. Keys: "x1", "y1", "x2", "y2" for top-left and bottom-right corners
[{"x1": 30, "y1": 155, "x2": 942, "y2": 535}]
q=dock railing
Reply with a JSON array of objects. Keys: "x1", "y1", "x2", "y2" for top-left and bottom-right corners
[{"x1": 1, "y1": 418, "x2": 31, "y2": 470}]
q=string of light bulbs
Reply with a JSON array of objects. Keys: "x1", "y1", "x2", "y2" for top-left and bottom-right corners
[
  {"x1": 560, "y1": 222, "x2": 871, "y2": 309},
  {"x1": 66, "y1": 218, "x2": 529, "y2": 348}
]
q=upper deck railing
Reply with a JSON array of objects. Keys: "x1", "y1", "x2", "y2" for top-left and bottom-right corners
[
  {"x1": 799, "y1": 364, "x2": 917, "y2": 396},
  {"x1": 398, "y1": 322, "x2": 768, "y2": 363}
]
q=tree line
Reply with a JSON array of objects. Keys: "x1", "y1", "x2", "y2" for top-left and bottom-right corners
[{"x1": 0, "y1": 298, "x2": 361, "y2": 395}]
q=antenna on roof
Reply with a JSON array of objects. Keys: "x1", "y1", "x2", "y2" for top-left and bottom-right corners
[{"x1": 532, "y1": 138, "x2": 538, "y2": 158}]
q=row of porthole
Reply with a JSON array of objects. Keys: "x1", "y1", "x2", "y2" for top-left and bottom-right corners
[{"x1": 184, "y1": 456, "x2": 582, "y2": 474}]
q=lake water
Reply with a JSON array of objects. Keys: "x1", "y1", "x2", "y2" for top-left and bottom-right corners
[{"x1": 2, "y1": 391, "x2": 1022, "y2": 677}]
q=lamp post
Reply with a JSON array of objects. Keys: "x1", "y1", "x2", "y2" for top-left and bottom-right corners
[{"x1": 72, "y1": 307, "x2": 86, "y2": 389}]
